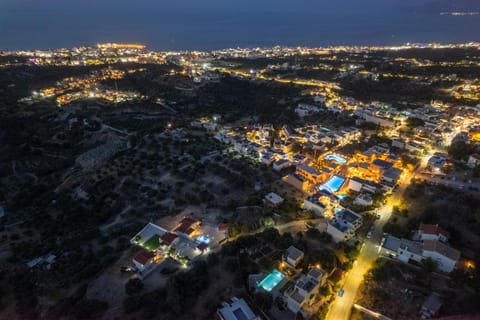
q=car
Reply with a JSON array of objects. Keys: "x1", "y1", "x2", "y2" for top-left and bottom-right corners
[
  {"x1": 376, "y1": 214, "x2": 381, "y2": 219},
  {"x1": 367, "y1": 231, "x2": 372, "y2": 239},
  {"x1": 338, "y1": 288, "x2": 344, "y2": 297},
  {"x1": 120, "y1": 266, "x2": 131, "y2": 273}
]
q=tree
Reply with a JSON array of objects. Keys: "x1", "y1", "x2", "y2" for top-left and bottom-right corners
[
  {"x1": 406, "y1": 117, "x2": 425, "y2": 128},
  {"x1": 448, "y1": 141, "x2": 473, "y2": 160},
  {"x1": 123, "y1": 295, "x2": 142, "y2": 314},
  {"x1": 73, "y1": 299, "x2": 109, "y2": 319},
  {"x1": 254, "y1": 291, "x2": 273, "y2": 311},
  {"x1": 318, "y1": 285, "x2": 331, "y2": 297},
  {"x1": 422, "y1": 257, "x2": 437, "y2": 274},
  {"x1": 125, "y1": 278, "x2": 144, "y2": 295}
]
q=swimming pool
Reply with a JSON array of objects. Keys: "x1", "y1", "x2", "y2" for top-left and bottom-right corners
[
  {"x1": 337, "y1": 194, "x2": 348, "y2": 200},
  {"x1": 196, "y1": 235, "x2": 211, "y2": 244},
  {"x1": 325, "y1": 154, "x2": 347, "y2": 164},
  {"x1": 258, "y1": 269, "x2": 285, "y2": 292},
  {"x1": 319, "y1": 175, "x2": 345, "y2": 193}
]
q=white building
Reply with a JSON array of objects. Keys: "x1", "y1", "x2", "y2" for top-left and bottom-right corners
[
  {"x1": 381, "y1": 235, "x2": 460, "y2": 273},
  {"x1": 417, "y1": 224, "x2": 449, "y2": 243},
  {"x1": 348, "y1": 177, "x2": 377, "y2": 193},
  {"x1": 264, "y1": 192, "x2": 284, "y2": 207},
  {"x1": 380, "y1": 235, "x2": 423, "y2": 263},
  {"x1": 284, "y1": 246, "x2": 304, "y2": 268},
  {"x1": 326, "y1": 209, "x2": 362, "y2": 243},
  {"x1": 273, "y1": 159, "x2": 291, "y2": 171},
  {"x1": 284, "y1": 267, "x2": 327, "y2": 313},
  {"x1": 217, "y1": 297, "x2": 260, "y2": 320},
  {"x1": 422, "y1": 240, "x2": 460, "y2": 273},
  {"x1": 353, "y1": 193, "x2": 373, "y2": 207},
  {"x1": 303, "y1": 195, "x2": 327, "y2": 217},
  {"x1": 133, "y1": 250, "x2": 155, "y2": 272}
]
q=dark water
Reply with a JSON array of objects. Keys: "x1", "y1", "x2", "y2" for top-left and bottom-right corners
[{"x1": 1, "y1": 0, "x2": 479, "y2": 51}]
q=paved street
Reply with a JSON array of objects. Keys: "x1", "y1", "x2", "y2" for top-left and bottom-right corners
[{"x1": 326, "y1": 176, "x2": 408, "y2": 320}]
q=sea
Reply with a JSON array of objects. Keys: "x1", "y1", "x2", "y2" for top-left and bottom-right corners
[{"x1": 1, "y1": 0, "x2": 479, "y2": 51}]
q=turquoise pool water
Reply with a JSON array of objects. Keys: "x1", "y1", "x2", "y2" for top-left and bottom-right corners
[
  {"x1": 258, "y1": 269, "x2": 285, "y2": 292},
  {"x1": 320, "y1": 175, "x2": 345, "y2": 193},
  {"x1": 325, "y1": 154, "x2": 347, "y2": 164}
]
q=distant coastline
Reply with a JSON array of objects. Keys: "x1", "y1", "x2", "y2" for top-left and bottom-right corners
[{"x1": 440, "y1": 12, "x2": 480, "y2": 16}]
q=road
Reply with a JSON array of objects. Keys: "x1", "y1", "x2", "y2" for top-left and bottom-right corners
[{"x1": 326, "y1": 175, "x2": 409, "y2": 320}]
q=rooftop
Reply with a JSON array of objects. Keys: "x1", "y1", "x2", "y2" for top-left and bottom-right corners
[
  {"x1": 382, "y1": 235, "x2": 401, "y2": 252},
  {"x1": 286, "y1": 246, "x2": 304, "y2": 261},
  {"x1": 297, "y1": 163, "x2": 321, "y2": 176},
  {"x1": 218, "y1": 298, "x2": 259, "y2": 320},
  {"x1": 265, "y1": 192, "x2": 284, "y2": 205},
  {"x1": 419, "y1": 224, "x2": 450, "y2": 239},
  {"x1": 134, "y1": 250, "x2": 155, "y2": 266},
  {"x1": 174, "y1": 216, "x2": 198, "y2": 234},
  {"x1": 372, "y1": 159, "x2": 394, "y2": 170},
  {"x1": 423, "y1": 240, "x2": 460, "y2": 261},
  {"x1": 399, "y1": 239, "x2": 423, "y2": 256},
  {"x1": 307, "y1": 267, "x2": 327, "y2": 281},
  {"x1": 160, "y1": 232, "x2": 178, "y2": 246}
]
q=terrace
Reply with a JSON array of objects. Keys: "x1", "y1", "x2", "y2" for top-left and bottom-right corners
[{"x1": 143, "y1": 234, "x2": 160, "y2": 251}]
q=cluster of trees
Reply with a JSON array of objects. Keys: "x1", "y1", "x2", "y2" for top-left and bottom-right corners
[
  {"x1": 448, "y1": 141, "x2": 474, "y2": 160},
  {"x1": 123, "y1": 260, "x2": 210, "y2": 317}
]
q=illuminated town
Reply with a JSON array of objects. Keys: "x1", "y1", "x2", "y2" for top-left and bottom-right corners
[{"x1": 1, "y1": 41, "x2": 480, "y2": 320}]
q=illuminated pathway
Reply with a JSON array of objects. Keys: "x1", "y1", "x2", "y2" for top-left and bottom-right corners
[{"x1": 326, "y1": 177, "x2": 409, "y2": 320}]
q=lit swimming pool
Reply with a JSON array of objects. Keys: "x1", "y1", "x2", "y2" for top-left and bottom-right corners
[
  {"x1": 337, "y1": 194, "x2": 348, "y2": 200},
  {"x1": 258, "y1": 269, "x2": 285, "y2": 292},
  {"x1": 196, "y1": 235, "x2": 211, "y2": 244},
  {"x1": 325, "y1": 154, "x2": 347, "y2": 164},
  {"x1": 319, "y1": 175, "x2": 345, "y2": 193}
]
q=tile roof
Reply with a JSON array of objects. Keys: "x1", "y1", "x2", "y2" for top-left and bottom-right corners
[
  {"x1": 160, "y1": 232, "x2": 178, "y2": 246},
  {"x1": 420, "y1": 224, "x2": 450, "y2": 238},
  {"x1": 423, "y1": 240, "x2": 460, "y2": 261},
  {"x1": 174, "y1": 216, "x2": 197, "y2": 234},
  {"x1": 134, "y1": 250, "x2": 155, "y2": 266}
]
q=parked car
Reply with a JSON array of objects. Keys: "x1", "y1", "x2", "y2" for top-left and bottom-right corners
[{"x1": 338, "y1": 288, "x2": 344, "y2": 297}]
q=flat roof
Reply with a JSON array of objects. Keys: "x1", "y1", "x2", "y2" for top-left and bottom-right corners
[
  {"x1": 372, "y1": 159, "x2": 394, "y2": 170},
  {"x1": 297, "y1": 163, "x2": 321, "y2": 176},
  {"x1": 287, "y1": 246, "x2": 304, "y2": 260},
  {"x1": 338, "y1": 209, "x2": 361, "y2": 224},
  {"x1": 218, "y1": 298, "x2": 258, "y2": 320},
  {"x1": 382, "y1": 235, "x2": 401, "y2": 252},
  {"x1": 265, "y1": 192, "x2": 284, "y2": 204},
  {"x1": 399, "y1": 239, "x2": 423, "y2": 256}
]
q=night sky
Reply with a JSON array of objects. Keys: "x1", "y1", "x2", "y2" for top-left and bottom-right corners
[{"x1": 1, "y1": 0, "x2": 479, "y2": 50}]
